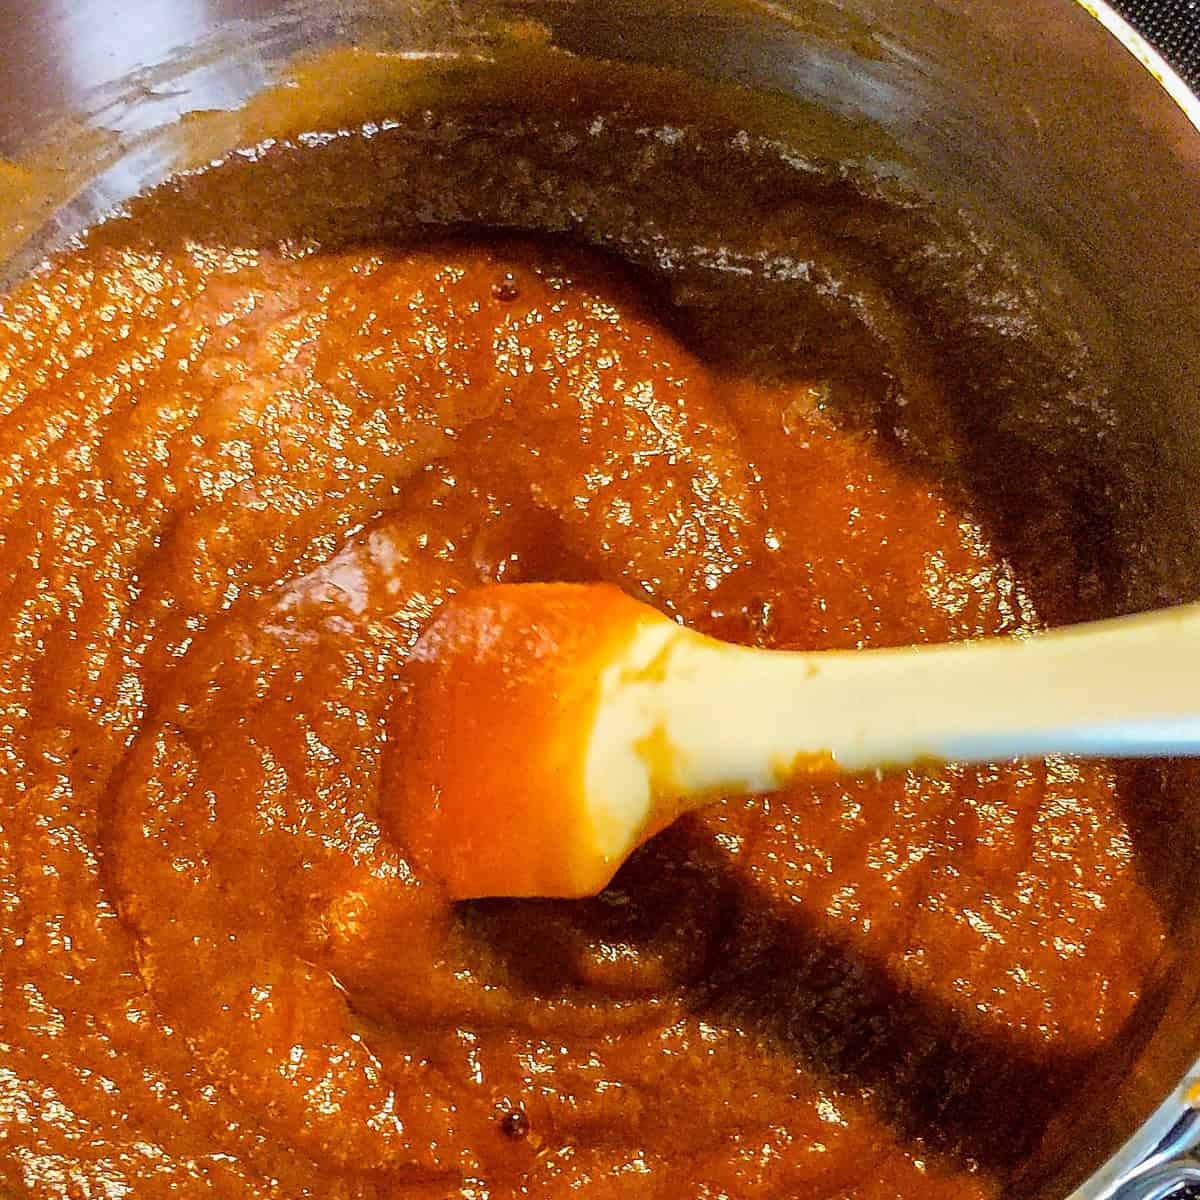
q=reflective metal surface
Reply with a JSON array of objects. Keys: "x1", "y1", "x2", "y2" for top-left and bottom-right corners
[
  {"x1": 0, "y1": 1, "x2": 1197, "y2": 1197},
  {"x1": 1104, "y1": 1088, "x2": 1200, "y2": 1199}
]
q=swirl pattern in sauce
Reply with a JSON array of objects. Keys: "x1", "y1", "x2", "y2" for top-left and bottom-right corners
[{"x1": 0, "y1": 236, "x2": 1163, "y2": 1199}]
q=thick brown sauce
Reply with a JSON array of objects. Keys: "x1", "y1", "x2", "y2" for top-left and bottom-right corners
[{"x1": 0, "y1": 69, "x2": 1167, "y2": 1200}]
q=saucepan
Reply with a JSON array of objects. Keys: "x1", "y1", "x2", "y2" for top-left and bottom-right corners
[{"x1": 0, "y1": 0, "x2": 1197, "y2": 1196}]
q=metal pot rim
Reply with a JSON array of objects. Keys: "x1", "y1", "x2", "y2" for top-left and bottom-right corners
[{"x1": 1077, "y1": 0, "x2": 1200, "y2": 134}]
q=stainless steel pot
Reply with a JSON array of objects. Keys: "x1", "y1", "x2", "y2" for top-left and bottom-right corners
[{"x1": 1, "y1": 0, "x2": 1197, "y2": 1195}]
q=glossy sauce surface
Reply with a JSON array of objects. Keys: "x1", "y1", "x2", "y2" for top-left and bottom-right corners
[{"x1": 0, "y1": 232, "x2": 1163, "y2": 1199}]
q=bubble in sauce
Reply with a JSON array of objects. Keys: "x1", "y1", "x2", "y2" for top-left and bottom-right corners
[
  {"x1": 782, "y1": 381, "x2": 833, "y2": 436},
  {"x1": 492, "y1": 272, "x2": 521, "y2": 303}
]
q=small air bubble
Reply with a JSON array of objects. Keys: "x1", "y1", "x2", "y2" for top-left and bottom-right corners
[
  {"x1": 499, "y1": 1108, "x2": 529, "y2": 1139},
  {"x1": 491, "y1": 273, "x2": 520, "y2": 303},
  {"x1": 782, "y1": 381, "x2": 832, "y2": 435},
  {"x1": 746, "y1": 597, "x2": 775, "y2": 636}
]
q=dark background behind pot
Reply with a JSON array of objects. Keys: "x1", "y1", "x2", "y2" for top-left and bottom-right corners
[{"x1": 1115, "y1": 0, "x2": 1200, "y2": 87}]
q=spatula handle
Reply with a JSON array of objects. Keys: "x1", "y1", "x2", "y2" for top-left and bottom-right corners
[{"x1": 653, "y1": 602, "x2": 1200, "y2": 799}]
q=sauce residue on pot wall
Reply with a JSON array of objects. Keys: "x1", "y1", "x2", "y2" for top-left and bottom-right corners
[{"x1": 0, "y1": 45, "x2": 1170, "y2": 1200}]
